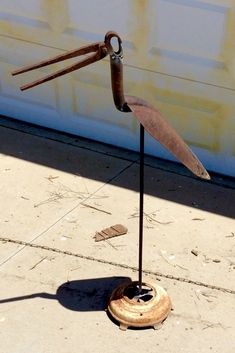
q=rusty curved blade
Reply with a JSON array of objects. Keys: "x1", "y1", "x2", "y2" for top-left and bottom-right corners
[{"x1": 125, "y1": 95, "x2": 210, "y2": 180}]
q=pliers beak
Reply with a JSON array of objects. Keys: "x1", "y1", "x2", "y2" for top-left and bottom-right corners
[{"x1": 12, "y1": 41, "x2": 108, "y2": 91}]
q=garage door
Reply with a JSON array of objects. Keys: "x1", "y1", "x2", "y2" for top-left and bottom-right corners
[{"x1": 0, "y1": 0, "x2": 235, "y2": 176}]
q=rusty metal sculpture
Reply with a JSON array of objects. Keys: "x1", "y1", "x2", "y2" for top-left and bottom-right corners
[{"x1": 12, "y1": 31, "x2": 210, "y2": 330}]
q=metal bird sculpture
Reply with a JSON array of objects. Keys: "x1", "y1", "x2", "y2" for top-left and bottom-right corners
[
  {"x1": 12, "y1": 31, "x2": 210, "y2": 304},
  {"x1": 12, "y1": 31, "x2": 210, "y2": 180}
]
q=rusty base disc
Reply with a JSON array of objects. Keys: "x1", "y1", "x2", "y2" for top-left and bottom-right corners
[{"x1": 107, "y1": 280, "x2": 171, "y2": 330}]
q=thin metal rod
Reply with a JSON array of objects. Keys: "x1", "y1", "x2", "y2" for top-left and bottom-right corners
[{"x1": 138, "y1": 124, "x2": 145, "y2": 292}]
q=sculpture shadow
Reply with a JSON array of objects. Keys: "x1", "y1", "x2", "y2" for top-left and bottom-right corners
[{"x1": 0, "y1": 276, "x2": 131, "y2": 312}]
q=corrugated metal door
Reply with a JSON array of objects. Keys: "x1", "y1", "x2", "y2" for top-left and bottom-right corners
[{"x1": 0, "y1": 0, "x2": 235, "y2": 176}]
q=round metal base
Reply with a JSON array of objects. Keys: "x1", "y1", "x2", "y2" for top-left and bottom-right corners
[{"x1": 108, "y1": 280, "x2": 172, "y2": 330}]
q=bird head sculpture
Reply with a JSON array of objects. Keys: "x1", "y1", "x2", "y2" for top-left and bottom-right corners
[{"x1": 12, "y1": 31, "x2": 210, "y2": 180}]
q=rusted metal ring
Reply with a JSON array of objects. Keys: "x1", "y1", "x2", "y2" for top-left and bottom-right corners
[
  {"x1": 104, "y1": 31, "x2": 123, "y2": 56},
  {"x1": 108, "y1": 280, "x2": 172, "y2": 330}
]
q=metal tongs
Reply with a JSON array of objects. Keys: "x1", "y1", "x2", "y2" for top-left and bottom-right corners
[{"x1": 12, "y1": 34, "x2": 111, "y2": 91}]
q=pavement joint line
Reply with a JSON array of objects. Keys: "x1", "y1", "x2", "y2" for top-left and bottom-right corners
[
  {"x1": 0, "y1": 237, "x2": 234, "y2": 296},
  {"x1": 0, "y1": 159, "x2": 137, "y2": 267}
]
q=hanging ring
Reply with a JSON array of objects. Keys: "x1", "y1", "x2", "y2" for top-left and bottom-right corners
[{"x1": 104, "y1": 31, "x2": 123, "y2": 57}]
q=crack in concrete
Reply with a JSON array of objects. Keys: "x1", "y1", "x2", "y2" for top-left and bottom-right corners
[{"x1": 1, "y1": 237, "x2": 234, "y2": 295}]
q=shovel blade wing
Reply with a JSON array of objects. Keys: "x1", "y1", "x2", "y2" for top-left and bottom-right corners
[{"x1": 125, "y1": 95, "x2": 210, "y2": 180}]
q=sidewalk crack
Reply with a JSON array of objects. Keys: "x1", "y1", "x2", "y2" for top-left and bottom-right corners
[{"x1": 1, "y1": 237, "x2": 234, "y2": 296}]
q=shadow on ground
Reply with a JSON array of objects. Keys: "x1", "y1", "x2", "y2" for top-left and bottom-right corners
[
  {"x1": 1, "y1": 118, "x2": 235, "y2": 219},
  {"x1": 0, "y1": 276, "x2": 131, "y2": 312}
]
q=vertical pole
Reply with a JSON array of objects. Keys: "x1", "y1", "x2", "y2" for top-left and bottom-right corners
[{"x1": 138, "y1": 124, "x2": 145, "y2": 292}]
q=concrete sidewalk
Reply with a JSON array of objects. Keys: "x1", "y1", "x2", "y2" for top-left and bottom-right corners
[{"x1": 0, "y1": 118, "x2": 235, "y2": 353}]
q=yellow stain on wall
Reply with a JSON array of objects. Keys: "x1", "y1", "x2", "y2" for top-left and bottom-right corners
[
  {"x1": 131, "y1": 0, "x2": 149, "y2": 59},
  {"x1": 223, "y1": 5, "x2": 235, "y2": 80},
  {"x1": 41, "y1": 0, "x2": 69, "y2": 33}
]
